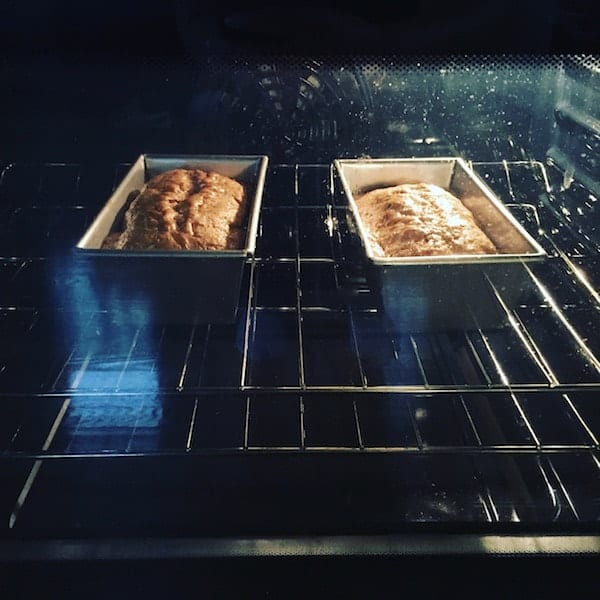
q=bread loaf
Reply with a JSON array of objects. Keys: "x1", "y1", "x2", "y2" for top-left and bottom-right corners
[
  {"x1": 355, "y1": 183, "x2": 497, "y2": 257},
  {"x1": 102, "y1": 168, "x2": 247, "y2": 250}
]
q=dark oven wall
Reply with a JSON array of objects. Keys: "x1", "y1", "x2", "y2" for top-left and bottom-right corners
[
  {"x1": 0, "y1": 1, "x2": 598, "y2": 164},
  {"x1": 1, "y1": 51, "x2": 598, "y2": 172},
  {"x1": 0, "y1": 56, "x2": 583, "y2": 164}
]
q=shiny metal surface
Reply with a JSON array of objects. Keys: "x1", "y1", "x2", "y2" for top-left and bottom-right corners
[
  {"x1": 1, "y1": 159, "x2": 600, "y2": 543},
  {"x1": 77, "y1": 154, "x2": 268, "y2": 255},
  {"x1": 74, "y1": 154, "x2": 268, "y2": 323},
  {"x1": 2, "y1": 533, "x2": 600, "y2": 560},
  {"x1": 334, "y1": 157, "x2": 546, "y2": 263},
  {"x1": 334, "y1": 157, "x2": 548, "y2": 330}
]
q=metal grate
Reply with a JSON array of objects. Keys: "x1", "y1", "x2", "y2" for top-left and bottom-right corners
[
  {"x1": 1, "y1": 161, "x2": 599, "y2": 395},
  {"x1": 1, "y1": 159, "x2": 600, "y2": 531}
]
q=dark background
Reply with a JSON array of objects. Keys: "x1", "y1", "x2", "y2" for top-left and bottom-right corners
[
  {"x1": 0, "y1": 0, "x2": 598, "y2": 58},
  {"x1": 0, "y1": 0, "x2": 597, "y2": 164}
]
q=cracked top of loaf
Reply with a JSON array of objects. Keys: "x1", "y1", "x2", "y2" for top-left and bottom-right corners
[
  {"x1": 102, "y1": 168, "x2": 247, "y2": 251},
  {"x1": 355, "y1": 183, "x2": 498, "y2": 257}
]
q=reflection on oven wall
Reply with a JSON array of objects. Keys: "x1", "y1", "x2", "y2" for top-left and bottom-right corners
[
  {"x1": 48, "y1": 254, "x2": 162, "y2": 394},
  {"x1": 548, "y1": 57, "x2": 600, "y2": 198},
  {"x1": 416, "y1": 64, "x2": 560, "y2": 162},
  {"x1": 185, "y1": 62, "x2": 378, "y2": 161},
  {"x1": 365, "y1": 61, "x2": 559, "y2": 164},
  {"x1": 542, "y1": 57, "x2": 600, "y2": 253},
  {"x1": 181, "y1": 57, "x2": 600, "y2": 173}
]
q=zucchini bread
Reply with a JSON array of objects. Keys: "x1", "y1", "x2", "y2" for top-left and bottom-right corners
[
  {"x1": 102, "y1": 168, "x2": 247, "y2": 250},
  {"x1": 355, "y1": 182, "x2": 498, "y2": 257}
]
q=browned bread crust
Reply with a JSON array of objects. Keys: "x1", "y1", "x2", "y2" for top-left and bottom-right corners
[
  {"x1": 102, "y1": 168, "x2": 247, "y2": 250},
  {"x1": 355, "y1": 183, "x2": 497, "y2": 257}
]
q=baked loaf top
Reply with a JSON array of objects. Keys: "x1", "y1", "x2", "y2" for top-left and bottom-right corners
[
  {"x1": 355, "y1": 183, "x2": 498, "y2": 257},
  {"x1": 102, "y1": 168, "x2": 247, "y2": 251}
]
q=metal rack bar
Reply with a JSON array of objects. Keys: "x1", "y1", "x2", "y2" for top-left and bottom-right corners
[
  {"x1": 240, "y1": 259, "x2": 257, "y2": 389},
  {"x1": 502, "y1": 159, "x2": 516, "y2": 201},
  {"x1": 177, "y1": 321, "x2": 199, "y2": 391},
  {"x1": 510, "y1": 392, "x2": 541, "y2": 448},
  {"x1": 409, "y1": 335, "x2": 429, "y2": 388},
  {"x1": 537, "y1": 456, "x2": 563, "y2": 522},
  {"x1": 8, "y1": 397, "x2": 70, "y2": 529},
  {"x1": 471, "y1": 328, "x2": 510, "y2": 387},
  {"x1": 545, "y1": 456, "x2": 581, "y2": 521},
  {"x1": 1, "y1": 162, "x2": 600, "y2": 498},
  {"x1": 287, "y1": 166, "x2": 307, "y2": 392},
  {"x1": 562, "y1": 393, "x2": 600, "y2": 447},
  {"x1": 550, "y1": 244, "x2": 600, "y2": 307},
  {"x1": 7, "y1": 382, "x2": 600, "y2": 400},
  {"x1": 522, "y1": 263, "x2": 600, "y2": 375},
  {"x1": 463, "y1": 332, "x2": 494, "y2": 387},
  {"x1": 185, "y1": 397, "x2": 199, "y2": 451},
  {"x1": 352, "y1": 398, "x2": 364, "y2": 449},
  {"x1": 296, "y1": 263, "x2": 307, "y2": 390},
  {"x1": 471, "y1": 461, "x2": 498, "y2": 522},
  {"x1": 4, "y1": 446, "x2": 599, "y2": 460},
  {"x1": 460, "y1": 395, "x2": 483, "y2": 446},
  {"x1": 243, "y1": 395, "x2": 251, "y2": 450},
  {"x1": 116, "y1": 328, "x2": 141, "y2": 392},
  {"x1": 405, "y1": 397, "x2": 424, "y2": 450},
  {"x1": 483, "y1": 276, "x2": 559, "y2": 386},
  {"x1": 347, "y1": 309, "x2": 367, "y2": 389}
]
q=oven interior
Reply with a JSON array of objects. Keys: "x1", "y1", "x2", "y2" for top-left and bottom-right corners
[{"x1": 0, "y1": 48, "x2": 600, "y2": 574}]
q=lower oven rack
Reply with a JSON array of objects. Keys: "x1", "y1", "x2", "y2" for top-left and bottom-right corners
[{"x1": 0, "y1": 159, "x2": 600, "y2": 545}]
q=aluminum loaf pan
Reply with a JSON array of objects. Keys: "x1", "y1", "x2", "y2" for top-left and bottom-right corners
[
  {"x1": 333, "y1": 157, "x2": 547, "y2": 331},
  {"x1": 75, "y1": 154, "x2": 269, "y2": 324}
]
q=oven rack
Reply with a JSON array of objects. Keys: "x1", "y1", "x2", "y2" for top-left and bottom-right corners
[
  {"x1": 1, "y1": 161, "x2": 599, "y2": 398},
  {"x1": 1, "y1": 159, "x2": 600, "y2": 532}
]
